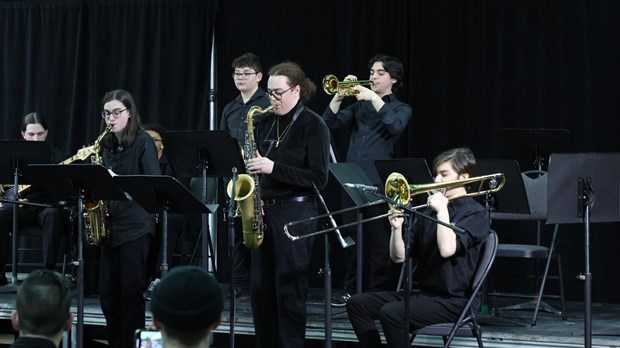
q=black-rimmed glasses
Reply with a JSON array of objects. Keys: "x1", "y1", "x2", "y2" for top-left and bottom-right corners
[
  {"x1": 232, "y1": 72, "x2": 258, "y2": 79},
  {"x1": 101, "y1": 108, "x2": 127, "y2": 120},
  {"x1": 266, "y1": 86, "x2": 294, "y2": 100}
]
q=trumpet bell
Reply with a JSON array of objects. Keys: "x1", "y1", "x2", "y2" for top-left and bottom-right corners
[{"x1": 322, "y1": 74, "x2": 375, "y2": 97}]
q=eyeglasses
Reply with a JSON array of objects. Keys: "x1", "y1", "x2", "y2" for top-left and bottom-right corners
[
  {"x1": 266, "y1": 86, "x2": 295, "y2": 100},
  {"x1": 101, "y1": 108, "x2": 127, "y2": 120},
  {"x1": 232, "y1": 72, "x2": 257, "y2": 79}
]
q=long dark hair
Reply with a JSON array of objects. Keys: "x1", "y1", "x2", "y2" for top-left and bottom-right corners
[
  {"x1": 21, "y1": 112, "x2": 48, "y2": 132},
  {"x1": 268, "y1": 61, "x2": 316, "y2": 103},
  {"x1": 99, "y1": 89, "x2": 143, "y2": 148}
]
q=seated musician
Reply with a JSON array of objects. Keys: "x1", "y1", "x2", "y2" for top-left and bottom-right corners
[
  {"x1": 0, "y1": 113, "x2": 70, "y2": 286},
  {"x1": 346, "y1": 147, "x2": 490, "y2": 348}
]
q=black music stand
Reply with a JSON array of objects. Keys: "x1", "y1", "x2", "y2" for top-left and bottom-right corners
[
  {"x1": 113, "y1": 175, "x2": 209, "y2": 278},
  {"x1": 165, "y1": 130, "x2": 245, "y2": 272},
  {"x1": 165, "y1": 130, "x2": 246, "y2": 348},
  {"x1": 501, "y1": 128, "x2": 572, "y2": 171},
  {"x1": 477, "y1": 159, "x2": 530, "y2": 215},
  {"x1": 26, "y1": 164, "x2": 127, "y2": 348},
  {"x1": 329, "y1": 162, "x2": 377, "y2": 297},
  {"x1": 547, "y1": 153, "x2": 620, "y2": 348},
  {"x1": 0, "y1": 140, "x2": 53, "y2": 291}
]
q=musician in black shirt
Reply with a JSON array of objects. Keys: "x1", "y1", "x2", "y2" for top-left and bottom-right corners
[
  {"x1": 346, "y1": 147, "x2": 489, "y2": 348},
  {"x1": 323, "y1": 54, "x2": 413, "y2": 304},
  {"x1": 220, "y1": 53, "x2": 271, "y2": 299},
  {"x1": 98, "y1": 90, "x2": 160, "y2": 348},
  {"x1": 0, "y1": 113, "x2": 69, "y2": 286},
  {"x1": 246, "y1": 61, "x2": 330, "y2": 348}
]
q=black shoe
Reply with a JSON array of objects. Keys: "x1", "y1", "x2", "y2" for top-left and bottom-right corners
[
  {"x1": 0, "y1": 274, "x2": 7, "y2": 287},
  {"x1": 143, "y1": 278, "x2": 161, "y2": 301},
  {"x1": 331, "y1": 291, "x2": 351, "y2": 307}
]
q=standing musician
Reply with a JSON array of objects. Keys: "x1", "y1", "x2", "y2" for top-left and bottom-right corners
[
  {"x1": 346, "y1": 147, "x2": 490, "y2": 348},
  {"x1": 0, "y1": 113, "x2": 69, "y2": 286},
  {"x1": 97, "y1": 90, "x2": 160, "y2": 348},
  {"x1": 246, "y1": 61, "x2": 330, "y2": 348},
  {"x1": 322, "y1": 54, "x2": 413, "y2": 305},
  {"x1": 220, "y1": 52, "x2": 271, "y2": 300}
]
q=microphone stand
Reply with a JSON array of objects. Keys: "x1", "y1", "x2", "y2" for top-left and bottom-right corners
[
  {"x1": 347, "y1": 187, "x2": 466, "y2": 346},
  {"x1": 311, "y1": 183, "x2": 354, "y2": 348},
  {"x1": 227, "y1": 168, "x2": 238, "y2": 348}
]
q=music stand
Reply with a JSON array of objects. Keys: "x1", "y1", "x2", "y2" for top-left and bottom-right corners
[
  {"x1": 26, "y1": 164, "x2": 127, "y2": 348},
  {"x1": 329, "y1": 162, "x2": 377, "y2": 296},
  {"x1": 501, "y1": 128, "x2": 572, "y2": 171},
  {"x1": 0, "y1": 140, "x2": 53, "y2": 291},
  {"x1": 113, "y1": 175, "x2": 209, "y2": 278},
  {"x1": 165, "y1": 130, "x2": 246, "y2": 348},
  {"x1": 547, "y1": 153, "x2": 620, "y2": 348},
  {"x1": 477, "y1": 159, "x2": 530, "y2": 215},
  {"x1": 165, "y1": 130, "x2": 246, "y2": 272}
]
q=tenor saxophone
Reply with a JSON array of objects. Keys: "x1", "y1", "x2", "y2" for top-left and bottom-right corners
[
  {"x1": 226, "y1": 105, "x2": 274, "y2": 249},
  {"x1": 84, "y1": 124, "x2": 113, "y2": 246}
]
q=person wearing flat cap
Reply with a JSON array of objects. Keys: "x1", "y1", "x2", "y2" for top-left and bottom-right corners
[{"x1": 150, "y1": 266, "x2": 223, "y2": 348}]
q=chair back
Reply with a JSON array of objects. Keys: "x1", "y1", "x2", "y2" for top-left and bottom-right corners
[{"x1": 470, "y1": 230, "x2": 498, "y2": 295}]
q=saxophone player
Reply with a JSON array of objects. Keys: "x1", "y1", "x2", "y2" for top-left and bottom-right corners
[
  {"x1": 97, "y1": 90, "x2": 160, "y2": 348},
  {"x1": 246, "y1": 61, "x2": 330, "y2": 348},
  {"x1": 0, "y1": 113, "x2": 69, "y2": 287}
]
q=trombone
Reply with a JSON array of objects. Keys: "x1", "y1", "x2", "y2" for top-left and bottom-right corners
[
  {"x1": 283, "y1": 172, "x2": 505, "y2": 241},
  {"x1": 322, "y1": 74, "x2": 375, "y2": 97}
]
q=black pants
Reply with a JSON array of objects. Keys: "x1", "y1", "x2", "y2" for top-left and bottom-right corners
[
  {"x1": 346, "y1": 291, "x2": 466, "y2": 348},
  {"x1": 250, "y1": 200, "x2": 316, "y2": 348},
  {"x1": 232, "y1": 217, "x2": 251, "y2": 290},
  {"x1": 99, "y1": 234, "x2": 151, "y2": 348},
  {"x1": 0, "y1": 204, "x2": 69, "y2": 269}
]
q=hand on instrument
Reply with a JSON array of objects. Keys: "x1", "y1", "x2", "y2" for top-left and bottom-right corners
[
  {"x1": 247, "y1": 151, "x2": 274, "y2": 175},
  {"x1": 352, "y1": 85, "x2": 378, "y2": 102},
  {"x1": 388, "y1": 209, "x2": 404, "y2": 229},
  {"x1": 426, "y1": 191, "x2": 449, "y2": 213}
]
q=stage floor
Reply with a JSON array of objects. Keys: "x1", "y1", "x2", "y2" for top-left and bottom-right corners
[{"x1": 1, "y1": 275, "x2": 620, "y2": 347}]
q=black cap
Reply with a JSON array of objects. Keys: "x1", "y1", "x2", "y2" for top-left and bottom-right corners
[{"x1": 150, "y1": 266, "x2": 223, "y2": 330}]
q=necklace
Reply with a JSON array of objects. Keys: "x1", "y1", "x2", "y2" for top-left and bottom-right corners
[{"x1": 276, "y1": 116, "x2": 294, "y2": 147}]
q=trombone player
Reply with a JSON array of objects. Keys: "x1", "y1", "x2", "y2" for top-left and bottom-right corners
[
  {"x1": 322, "y1": 54, "x2": 412, "y2": 305},
  {"x1": 346, "y1": 147, "x2": 490, "y2": 348}
]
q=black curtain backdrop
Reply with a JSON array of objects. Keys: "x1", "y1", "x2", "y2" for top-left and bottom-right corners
[{"x1": 2, "y1": 0, "x2": 620, "y2": 303}]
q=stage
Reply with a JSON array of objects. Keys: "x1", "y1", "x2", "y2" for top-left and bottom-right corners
[{"x1": 1, "y1": 274, "x2": 620, "y2": 348}]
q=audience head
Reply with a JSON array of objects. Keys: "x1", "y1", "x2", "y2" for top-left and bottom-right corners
[
  {"x1": 150, "y1": 266, "x2": 223, "y2": 347},
  {"x1": 21, "y1": 112, "x2": 49, "y2": 141},
  {"x1": 12, "y1": 269, "x2": 73, "y2": 342}
]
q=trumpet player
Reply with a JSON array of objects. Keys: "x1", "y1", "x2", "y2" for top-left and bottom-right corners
[
  {"x1": 246, "y1": 61, "x2": 330, "y2": 348},
  {"x1": 346, "y1": 147, "x2": 490, "y2": 348},
  {"x1": 322, "y1": 54, "x2": 412, "y2": 306}
]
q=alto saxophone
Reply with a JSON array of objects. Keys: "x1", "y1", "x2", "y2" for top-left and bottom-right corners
[
  {"x1": 226, "y1": 105, "x2": 274, "y2": 249},
  {"x1": 84, "y1": 124, "x2": 113, "y2": 246}
]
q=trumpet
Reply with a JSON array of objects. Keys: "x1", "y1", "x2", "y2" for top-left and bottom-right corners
[
  {"x1": 284, "y1": 172, "x2": 505, "y2": 241},
  {"x1": 322, "y1": 74, "x2": 375, "y2": 97}
]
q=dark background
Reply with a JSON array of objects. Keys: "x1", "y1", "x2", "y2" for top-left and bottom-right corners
[{"x1": 2, "y1": 0, "x2": 620, "y2": 303}]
